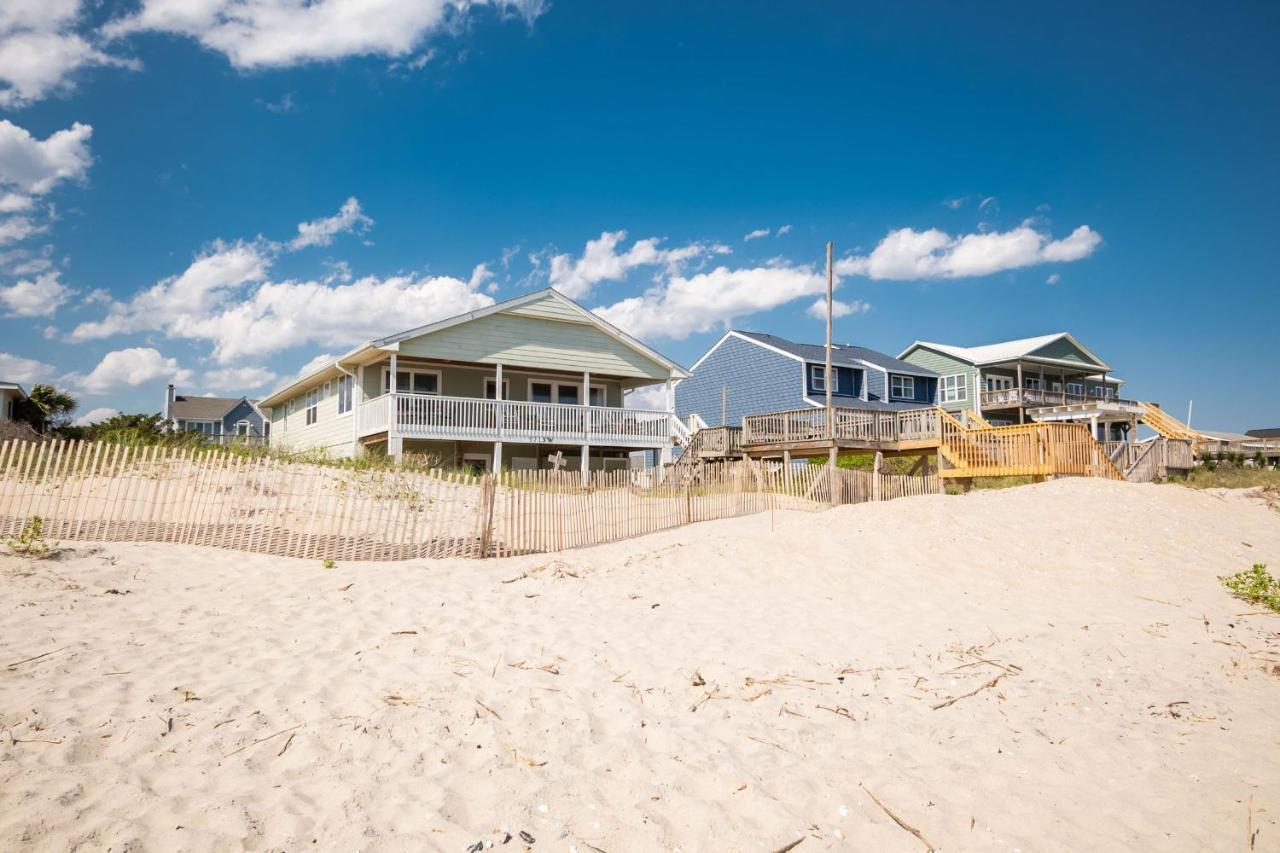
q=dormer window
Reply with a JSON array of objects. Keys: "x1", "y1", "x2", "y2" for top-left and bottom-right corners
[
  {"x1": 810, "y1": 365, "x2": 839, "y2": 393},
  {"x1": 890, "y1": 375, "x2": 915, "y2": 399}
]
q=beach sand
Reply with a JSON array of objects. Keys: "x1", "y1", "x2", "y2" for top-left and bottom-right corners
[{"x1": 2, "y1": 478, "x2": 1278, "y2": 852}]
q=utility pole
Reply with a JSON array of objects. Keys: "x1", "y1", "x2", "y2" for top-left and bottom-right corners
[{"x1": 825, "y1": 242, "x2": 837, "y2": 491}]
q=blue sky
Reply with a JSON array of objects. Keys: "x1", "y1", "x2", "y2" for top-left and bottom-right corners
[{"x1": 1, "y1": 1, "x2": 1277, "y2": 430}]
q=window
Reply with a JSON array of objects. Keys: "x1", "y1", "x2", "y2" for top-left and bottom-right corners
[
  {"x1": 1067, "y1": 382, "x2": 1085, "y2": 397},
  {"x1": 985, "y1": 376, "x2": 1013, "y2": 391},
  {"x1": 890, "y1": 375, "x2": 915, "y2": 399},
  {"x1": 337, "y1": 374, "x2": 354, "y2": 415},
  {"x1": 236, "y1": 420, "x2": 250, "y2": 436},
  {"x1": 529, "y1": 379, "x2": 605, "y2": 405},
  {"x1": 1051, "y1": 381, "x2": 1062, "y2": 392},
  {"x1": 383, "y1": 368, "x2": 440, "y2": 396},
  {"x1": 305, "y1": 388, "x2": 319, "y2": 426},
  {"x1": 484, "y1": 378, "x2": 510, "y2": 400},
  {"x1": 810, "y1": 365, "x2": 839, "y2": 393},
  {"x1": 940, "y1": 373, "x2": 967, "y2": 404},
  {"x1": 1025, "y1": 377, "x2": 1041, "y2": 390}
]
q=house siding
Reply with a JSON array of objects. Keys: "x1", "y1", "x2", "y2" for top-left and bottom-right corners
[
  {"x1": 270, "y1": 379, "x2": 356, "y2": 458},
  {"x1": 1028, "y1": 337, "x2": 1102, "y2": 367},
  {"x1": 359, "y1": 361, "x2": 625, "y2": 407},
  {"x1": 397, "y1": 311, "x2": 671, "y2": 381},
  {"x1": 675, "y1": 335, "x2": 805, "y2": 428},
  {"x1": 220, "y1": 399, "x2": 266, "y2": 436},
  {"x1": 901, "y1": 347, "x2": 977, "y2": 412},
  {"x1": 803, "y1": 363, "x2": 863, "y2": 400}
]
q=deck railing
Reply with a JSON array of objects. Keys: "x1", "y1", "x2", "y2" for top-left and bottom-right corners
[
  {"x1": 742, "y1": 406, "x2": 940, "y2": 446},
  {"x1": 357, "y1": 393, "x2": 672, "y2": 448},
  {"x1": 981, "y1": 387, "x2": 1140, "y2": 409}
]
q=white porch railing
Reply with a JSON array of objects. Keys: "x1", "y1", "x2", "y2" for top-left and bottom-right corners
[{"x1": 357, "y1": 393, "x2": 673, "y2": 448}]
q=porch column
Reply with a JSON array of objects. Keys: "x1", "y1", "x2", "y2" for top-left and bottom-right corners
[
  {"x1": 388, "y1": 352, "x2": 400, "y2": 459},
  {"x1": 493, "y1": 362, "x2": 504, "y2": 473},
  {"x1": 659, "y1": 373, "x2": 674, "y2": 473},
  {"x1": 580, "y1": 369, "x2": 591, "y2": 484},
  {"x1": 1016, "y1": 363, "x2": 1024, "y2": 424},
  {"x1": 974, "y1": 370, "x2": 983, "y2": 414},
  {"x1": 1090, "y1": 414, "x2": 1100, "y2": 442}
]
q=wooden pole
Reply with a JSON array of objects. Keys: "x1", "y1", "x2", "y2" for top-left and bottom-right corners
[{"x1": 825, "y1": 241, "x2": 834, "y2": 441}]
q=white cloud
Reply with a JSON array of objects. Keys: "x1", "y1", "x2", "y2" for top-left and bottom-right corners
[
  {"x1": 776, "y1": 224, "x2": 792, "y2": 236},
  {"x1": 202, "y1": 365, "x2": 278, "y2": 393},
  {"x1": 0, "y1": 270, "x2": 73, "y2": 316},
  {"x1": 71, "y1": 347, "x2": 193, "y2": 394},
  {"x1": 292, "y1": 352, "x2": 337, "y2": 381},
  {"x1": 623, "y1": 384, "x2": 668, "y2": 411},
  {"x1": 835, "y1": 223, "x2": 1102, "y2": 281},
  {"x1": 0, "y1": 4, "x2": 137, "y2": 107},
  {"x1": 1046, "y1": 273, "x2": 1061, "y2": 285},
  {"x1": 943, "y1": 197, "x2": 966, "y2": 210},
  {"x1": 806, "y1": 297, "x2": 869, "y2": 320},
  {"x1": 0, "y1": 216, "x2": 46, "y2": 244},
  {"x1": 287, "y1": 196, "x2": 372, "y2": 250},
  {"x1": 105, "y1": 0, "x2": 546, "y2": 69},
  {"x1": 594, "y1": 263, "x2": 826, "y2": 341},
  {"x1": 73, "y1": 406, "x2": 120, "y2": 426},
  {"x1": 548, "y1": 230, "x2": 730, "y2": 299},
  {"x1": 0, "y1": 120, "x2": 93, "y2": 196},
  {"x1": 0, "y1": 350, "x2": 56, "y2": 383},
  {"x1": 743, "y1": 228, "x2": 769, "y2": 242},
  {"x1": 71, "y1": 239, "x2": 270, "y2": 341},
  {"x1": 0, "y1": 193, "x2": 33, "y2": 213}
]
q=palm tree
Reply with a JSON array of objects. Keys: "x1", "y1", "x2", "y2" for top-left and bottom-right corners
[{"x1": 18, "y1": 384, "x2": 78, "y2": 433}]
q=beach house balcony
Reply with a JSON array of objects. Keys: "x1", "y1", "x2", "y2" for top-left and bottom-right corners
[
  {"x1": 356, "y1": 392, "x2": 673, "y2": 449},
  {"x1": 979, "y1": 385, "x2": 1139, "y2": 411}
]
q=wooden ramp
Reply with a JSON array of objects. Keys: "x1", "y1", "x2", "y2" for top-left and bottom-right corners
[{"x1": 1138, "y1": 402, "x2": 1200, "y2": 444}]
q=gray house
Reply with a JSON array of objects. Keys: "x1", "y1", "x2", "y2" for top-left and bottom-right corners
[
  {"x1": 163, "y1": 385, "x2": 268, "y2": 443},
  {"x1": 675, "y1": 330, "x2": 938, "y2": 429}
]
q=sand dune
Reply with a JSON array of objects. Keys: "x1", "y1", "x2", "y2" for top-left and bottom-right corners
[{"x1": 2, "y1": 478, "x2": 1278, "y2": 852}]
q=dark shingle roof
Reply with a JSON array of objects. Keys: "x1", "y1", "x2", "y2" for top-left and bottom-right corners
[
  {"x1": 736, "y1": 331, "x2": 937, "y2": 376},
  {"x1": 170, "y1": 395, "x2": 244, "y2": 421},
  {"x1": 1246, "y1": 427, "x2": 1280, "y2": 439}
]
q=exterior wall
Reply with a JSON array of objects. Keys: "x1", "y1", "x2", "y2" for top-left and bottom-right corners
[
  {"x1": 402, "y1": 440, "x2": 631, "y2": 472},
  {"x1": 901, "y1": 347, "x2": 978, "y2": 412},
  {"x1": 269, "y1": 379, "x2": 357, "y2": 458},
  {"x1": 676, "y1": 335, "x2": 805, "y2": 428},
  {"x1": 0, "y1": 389, "x2": 16, "y2": 421},
  {"x1": 397, "y1": 311, "x2": 671, "y2": 381}
]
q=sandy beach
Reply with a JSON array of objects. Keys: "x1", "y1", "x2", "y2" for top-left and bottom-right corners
[{"x1": 2, "y1": 478, "x2": 1278, "y2": 852}]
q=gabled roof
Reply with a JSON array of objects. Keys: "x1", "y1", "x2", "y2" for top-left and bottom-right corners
[
  {"x1": 734, "y1": 330, "x2": 938, "y2": 377},
  {"x1": 1247, "y1": 427, "x2": 1280, "y2": 439},
  {"x1": 259, "y1": 288, "x2": 686, "y2": 408},
  {"x1": 899, "y1": 332, "x2": 1110, "y2": 371},
  {"x1": 170, "y1": 395, "x2": 253, "y2": 421}
]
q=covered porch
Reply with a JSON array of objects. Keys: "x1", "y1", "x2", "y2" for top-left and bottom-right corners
[
  {"x1": 354, "y1": 353, "x2": 675, "y2": 474},
  {"x1": 977, "y1": 358, "x2": 1126, "y2": 424}
]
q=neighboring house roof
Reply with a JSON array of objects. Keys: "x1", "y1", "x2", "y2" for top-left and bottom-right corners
[
  {"x1": 802, "y1": 395, "x2": 931, "y2": 412},
  {"x1": 899, "y1": 332, "x2": 1111, "y2": 371},
  {"x1": 1246, "y1": 428, "x2": 1280, "y2": 439},
  {"x1": 260, "y1": 287, "x2": 689, "y2": 408},
  {"x1": 0, "y1": 381, "x2": 29, "y2": 399},
  {"x1": 734, "y1": 331, "x2": 938, "y2": 377},
  {"x1": 170, "y1": 395, "x2": 256, "y2": 421},
  {"x1": 1198, "y1": 430, "x2": 1257, "y2": 442}
]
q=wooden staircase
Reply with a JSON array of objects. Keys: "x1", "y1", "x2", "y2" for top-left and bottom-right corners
[
  {"x1": 1138, "y1": 402, "x2": 1200, "y2": 445},
  {"x1": 938, "y1": 409, "x2": 1122, "y2": 481},
  {"x1": 962, "y1": 409, "x2": 993, "y2": 429}
]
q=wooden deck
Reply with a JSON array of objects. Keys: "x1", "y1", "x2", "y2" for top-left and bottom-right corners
[{"x1": 740, "y1": 406, "x2": 941, "y2": 456}]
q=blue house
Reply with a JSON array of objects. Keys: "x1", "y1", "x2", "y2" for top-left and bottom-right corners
[
  {"x1": 163, "y1": 384, "x2": 269, "y2": 444},
  {"x1": 675, "y1": 330, "x2": 938, "y2": 429}
]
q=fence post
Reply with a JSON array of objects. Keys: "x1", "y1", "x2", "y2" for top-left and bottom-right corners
[{"x1": 478, "y1": 472, "x2": 497, "y2": 556}]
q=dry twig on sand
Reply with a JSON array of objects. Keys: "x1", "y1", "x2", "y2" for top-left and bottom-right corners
[
  {"x1": 860, "y1": 783, "x2": 935, "y2": 851},
  {"x1": 223, "y1": 724, "x2": 303, "y2": 759},
  {"x1": 931, "y1": 674, "x2": 1008, "y2": 710},
  {"x1": 5, "y1": 646, "x2": 68, "y2": 670},
  {"x1": 771, "y1": 838, "x2": 805, "y2": 853}
]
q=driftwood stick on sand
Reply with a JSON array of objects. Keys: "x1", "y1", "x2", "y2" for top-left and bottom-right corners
[
  {"x1": 770, "y1": 838, "x2": 805, "y2": 853},
  {"x1": 223, "y1": 724, "x2": 303, "y2": 759},
  {"x1": 5, "y1": 646, "x2": 69, "y2": 670},
  {"x1": 860, "y1": 783, "x2": 935, "y2": 851},
  {"x1": 931, "y1": 674, "x2": 1008, "y2": 711}
]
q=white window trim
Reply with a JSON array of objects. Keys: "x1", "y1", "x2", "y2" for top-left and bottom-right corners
[
  {"x1": 985, "y1": 376, "x2": 1013, "y2": 391},
  {"x1": 890, "y1": 375, "x2": 915, "y2": 399},
  {"x1": 1066, "y1": 382, "x2": 1085, "y2": 397},
  {"x1": 383, "y1": 366, "x2": 443, "y2": 396},
  {"x1": 1025, "y1": 377, "x2": 1042, "y2": 390},
  {"x1": 809, "y1": 364, "x2": 840, "y2": 394},
  {"x1": 304, "y1": 387, "x2": 320, "y2": 428},
  {"x1": 940, "y1": 373, "x2": 968, "y2": 404},
  {"x1": 484, "y1": 376, "x2": 512, "y2": 401},
  {"x1": 336, "y1": 374, "x2": 354, "y2": 418},
  {"x1": 235, "y1": 420, "x2": 250, "y2": 436}
]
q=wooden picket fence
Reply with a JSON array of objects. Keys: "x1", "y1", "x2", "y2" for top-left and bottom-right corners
[{"x1": 0, "y1": 440, "x2": 940, "y2": 561}]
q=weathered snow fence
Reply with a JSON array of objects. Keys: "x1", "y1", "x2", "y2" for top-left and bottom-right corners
[{"x1": 0, "y1": 440, "x2": 940, "y2": 560}]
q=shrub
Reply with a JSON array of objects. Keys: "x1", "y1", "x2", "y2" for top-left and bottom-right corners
[
  {"x1": 4, "y1": 516, "x2": 58, "y2": 558},
  {"x1": 1219, "y1": 564, "x2": 1280, "y2": 612}
]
